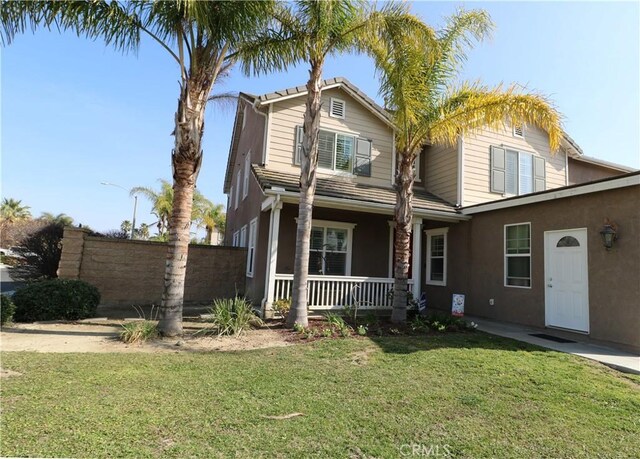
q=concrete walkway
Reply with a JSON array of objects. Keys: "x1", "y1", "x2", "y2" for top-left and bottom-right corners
[{"x1": 467, "y1": 316, "x2": 640, "y2": 375}]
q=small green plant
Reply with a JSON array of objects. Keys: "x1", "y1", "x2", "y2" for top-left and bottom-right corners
[
  {"x1": 272, "y1": 298, "x2": 291, "y2": 319},
  {"x1": 324, "y1": 312, "x2": 352, "y2": 337},
  {"x1": 12, "y1": 279, "x2": 100, "y2": 322},
  {"x1": 302, "y1": 327, "x2": 316, "y2": 339},
  {"x1": 293, "y1": 322, "x2": 305, "y2": 333},
  {"x1": 1, "y1": 294, "x2": 16, "y2": 326},
  {"x1": 204, "y1": 296, "x2": 262, "y2": 336},
  {"x1": 410, "y1": 315, "x2": 429, "y2": 333},
  {"x1": 322, "y1": 328, "x2": 333, "y2": 338},
  {"x1": 356, "y1": 324, "x2": 368, "y2": 336},
  {"x1": 120, "y1": 320, "x2": 158, "y2": 344}
]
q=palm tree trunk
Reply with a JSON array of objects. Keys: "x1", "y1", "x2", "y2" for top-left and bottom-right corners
[
  {"x1": 157, "y1": 75, "x2": 211, "y2": 337},
  {"x1": 287, "y1": 59, "x2": 324, "y2": 328},
  {"x1": 391, "y1": 150, "x2": 415, "y2": 324},
  {"x1": 205, "y1": 227, "x2": 213, "y2": 245}
]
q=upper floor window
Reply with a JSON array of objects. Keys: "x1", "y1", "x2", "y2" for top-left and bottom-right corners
[
  {"x1": 235, "y1": 171, "x2": 241, "y2": 209},
  {"x1": 329, "y1": 98, "x2": 346, "y2": 119},
  {"x1": 243, "y1": 153, "x2": 250, "y2": 200},
  {"x1": 295, "y1": 126, "x2": 371, "y2": 177},
  {"x1": 240, "y1": 225, "x2": 247, "y2": 248},
  {"x1": 490, "y1": 146, "x2": 546, "y2": 196}
]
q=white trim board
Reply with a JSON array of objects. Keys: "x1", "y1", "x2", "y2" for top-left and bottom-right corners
[{"x1": 463, "y1": 174, "x2": 640, "y2": 215}]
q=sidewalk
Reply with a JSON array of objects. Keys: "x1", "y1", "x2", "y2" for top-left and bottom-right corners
[{"x1": 467, "y1": 316, "x2": 640, "y2": 375}]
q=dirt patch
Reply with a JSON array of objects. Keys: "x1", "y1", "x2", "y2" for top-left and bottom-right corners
[
  {"x1": 0, "y1": 322, "x2": 291, "y2": 354},
  {"x1": 0, "y1": 368, "x2": 22, "y2": 378},
  {"x1": 349, "y1": 348, "x2": 377, "y2": 366}
]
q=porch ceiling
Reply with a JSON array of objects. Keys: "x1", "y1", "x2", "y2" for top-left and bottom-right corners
[{"x1": 252, "y1": 165, "x2": 462, "y2": 219}]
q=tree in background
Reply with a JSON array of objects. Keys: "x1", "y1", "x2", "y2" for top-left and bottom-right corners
[
  {"x1": 40, "y1": 212, "x2": 74, "y2": 226},
  {"x1": 0, "y1": 198, "x2": 31, "y2": 223},
  {"x1": 120, "y1": 220, "x2": 132, "y2": 235},
  {"x1": 372, "y1": 8, "x2": 563, "y2": 323},
  {"x1": 195, "y1": 202, "x2": 225, "y2": 245},
  {"x1": 239, "y1": 0, "x2": 425, "y2": 328},
  {"x1": 1, "y1": 0, "x2": 275, "y2": 336}
]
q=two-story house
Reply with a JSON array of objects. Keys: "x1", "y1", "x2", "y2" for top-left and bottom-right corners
[{"x1": 224, "y1": 77, "x2": 639, "y2": 353}]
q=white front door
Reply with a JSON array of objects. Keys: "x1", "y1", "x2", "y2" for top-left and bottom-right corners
[{"x1": 544, "y1": 229, "x2": 589, "y2": 333}]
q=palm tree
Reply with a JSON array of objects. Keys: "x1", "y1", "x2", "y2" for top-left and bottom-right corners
[
  {"x1": 0, "y1": 198, "x2": 31, "y2": 223},
  {"x1": 136, "y1": 223, "x2": 151, "y2": 240},
  {"x1": 196, "y1": 202, "x2": 225, "y2": 245},
  {"x1": 132, "y1": 179, "x2": 211, "y2": 238},
  {"x1": 1, "y1": 1, "x2": 274, "y2": 336},
  {"x1": 40, "y1": 212, "x2": 74, "y2": 226},
  {"x1": 239, "y1": 0, "x2": 425, "y2": 328},
  {"x1": 372, "y1": 9, "x2": 563, "y2": 323}
]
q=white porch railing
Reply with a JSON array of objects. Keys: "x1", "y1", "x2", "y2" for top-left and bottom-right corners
[{"x1": 272, "y1": 274, "x2": 414, "y2": 310}]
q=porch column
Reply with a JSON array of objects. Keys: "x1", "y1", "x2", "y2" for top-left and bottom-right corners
[
  {"x1": 411, "y1": 217, "x2": 423, "y2": 301},
  {"x1": 263, "y1": 200, "x2": 283, "y2": 318}
]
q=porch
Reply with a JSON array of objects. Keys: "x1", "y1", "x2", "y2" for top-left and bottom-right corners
[{"x1": 271, "y1": 274, "x2": 414, "y2": 310}]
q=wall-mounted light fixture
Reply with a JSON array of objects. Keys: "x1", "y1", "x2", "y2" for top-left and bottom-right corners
[{"x1": 600, "y1": 218, "x2": 618, "y2": 250}]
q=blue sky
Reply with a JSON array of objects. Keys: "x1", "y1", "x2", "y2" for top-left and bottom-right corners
[{"x1": 2, "y1": 1, "x2": 639, "y2": 233}]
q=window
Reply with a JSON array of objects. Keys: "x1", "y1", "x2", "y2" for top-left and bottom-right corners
[
  {"x1": 491, "y1": 146, "x2": 546, "y2": 195},
  {"x1": 229, "y1": 186, "x2": 233, "y2": 210},
  {"x1": 329, "y1": 98, "x2": 345, "y2": 119},
  {"x1": 505, "y1": 223, "x2": 531, "y2": 288},
  {"x1": 425, "y1": 228, "x2": 448, "y2": 286},
  {"x1": 295, "y1": 126, "x2": 371, "y2": 176},
  {"x1": 307, "y1": 220, "x2": 355, "y2": 275},
  {"x1": 232, "y1": 231, "x2": 239, "y2": 247},
  {"x1": 243, "y1": 153, "x2": 250, "y2": 199},
  {"x1": 235, "y1": 171, "x2": 241, "y2": 209},
  {"x1": 557, "y1": 236, "x2": 580, "y2": 247},
  {"x1": 240, "y1": 225, "x2": 247, "y2": 248},
  {"x1": 246, "y1": 218, "x2": 257, "y2": 277},
  {"x1": 413, "y1": 152, "x2": 421, "y2": 183}
]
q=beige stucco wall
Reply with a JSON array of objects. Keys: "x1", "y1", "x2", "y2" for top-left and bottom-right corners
[
  {"x1": 462, "y1": 125, "x2": 568, "y2": 206},
  {"x1": 266, "y1": 87, "x2": 395, "y2": 188},
  {"x1": 58, "y1": 228, "x2": 247, "y2": 306}
]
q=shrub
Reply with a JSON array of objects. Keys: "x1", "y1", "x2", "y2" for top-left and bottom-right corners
[
  {"x1": 12, "y1": 279, "x2": 100, "y2": 322},
  {"x1": 1, "y1": 294, "x2": 16, "y2": 325},
  {"x1": 324, "y1": 312, "x2": 352, "y2": 337},
  {"x1": 204, "y1": 296, "x2": 262, "y2": 336},
  {"x1": 14, "y1": 222, "x2": 64, "y2": 279},
  {"x1": 272, "y1": 298, "x2": 291, "y2": 319},
  {"x1": 120, "y1": 321, "x2": 158, "y2": 344}
]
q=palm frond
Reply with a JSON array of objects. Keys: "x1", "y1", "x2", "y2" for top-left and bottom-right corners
[{"x1": 428, "y1": 83, "x2": 563, "y2": 151}]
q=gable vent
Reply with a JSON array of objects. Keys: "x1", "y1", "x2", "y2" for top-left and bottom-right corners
[
  {"x1": 513, "y1": 123, "x2": 524, "y2": 138},
  {"x1": 330, "y1": 98, "x2": 345, "y2": 119}
]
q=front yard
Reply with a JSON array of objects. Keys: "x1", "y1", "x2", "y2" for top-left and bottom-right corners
[{"x1": 1, "y1": 332, "x2": 638, "y2": 458}]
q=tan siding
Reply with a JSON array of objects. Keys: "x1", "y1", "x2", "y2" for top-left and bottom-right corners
[
  {"x1": 423, "y1": 143, "x2": 458, "y2": 204},
  {"x1": 462, "y1": 125, "x2": 568, "y2": 206},
  {"x1": 266, "y1": 87, "x2": 394, "y2": 188}
]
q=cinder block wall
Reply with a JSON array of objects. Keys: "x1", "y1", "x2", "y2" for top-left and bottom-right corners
[{"x1": 58, "y1": 227, "x2": 247, "y2": 306}]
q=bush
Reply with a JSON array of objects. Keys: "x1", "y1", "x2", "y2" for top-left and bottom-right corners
[
  {"x1": 14, "y1": 223, "x2": 64, "y2": 279},
  {"x1": 1, "y1": 294, "x2": 16, "y2": 325},
  {"x1": 120, "y1": 321, "x2": 158, "y2": 344},
  {"x1": 272, "y1": 297, "x2": 291, "y2": 319},
  {"x1": 12, "y1": 279, "x2": 100, "y2": 322},
  {"x1": 203, "y1": 296, "x2": 262, "y2": 336}
]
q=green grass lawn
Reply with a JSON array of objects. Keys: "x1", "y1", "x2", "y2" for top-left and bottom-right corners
[{"x1": 1, "y1": 333, "x2": 638, "y2": 458}]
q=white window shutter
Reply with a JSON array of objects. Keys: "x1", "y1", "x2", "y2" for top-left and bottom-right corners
[
  {"x1": 534, "y1": 156, "x2": 546, "y2": 192},
  {"x1": 294, "y1": 125, "x2": 303, "y2": 165},
  {"x1": 490, "y1": 146, "x2": 506, "y2": 193}
]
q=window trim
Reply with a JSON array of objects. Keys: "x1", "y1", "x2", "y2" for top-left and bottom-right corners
[
  {"x1": 232, "y1": 230, "x2": 239, "y2": 247},
  {"x1": 413, "y1": 151, "x2": 422, "y2": 183},
  {"x1": 235, "y1": 171, "x2": 241, "y2": 209},
  {"x1": 329, "y1": 97, "x2": 346, "y2": 119},
  {"x1": 300, "y1": 219, "x2": 356, "y2": 276},
  {"x1": 504, "y1": 222, "x2": 532, "y2": 289},
  {"x1": 504, "y1": 147, "x2": 535, "y2": 196},
  {"x1": 243, "y1": 153, "x2": 250, "y2": 200},
  {"x1": 295, "y1": 125, "x2": 362, "y2": 176},
  {"x1": 425, "y1": 227, "x2": 448, "y2": 286},
  {"x1": 246, "y1": 218, "x2": 257, "y2": 277},
  {"x1": 240, "y1": 225, "x2": 247, "y2": 248}
]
